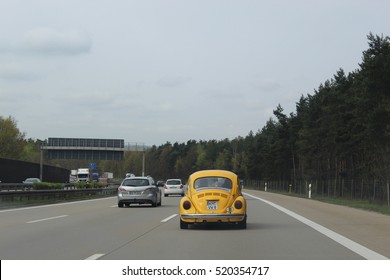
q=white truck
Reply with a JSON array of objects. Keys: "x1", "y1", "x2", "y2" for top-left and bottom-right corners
[
  {"x1": 103, "y1": 172, "x2": 114, "y2": 179},
  {"x1": 76, "y1": 168, "x2": 92, "y2": 183},
  {"x1": 69, "y1": 170, "x2": 78, "y2": 183}
]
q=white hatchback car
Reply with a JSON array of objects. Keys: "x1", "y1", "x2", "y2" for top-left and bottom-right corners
[{"x1": 164, "y1": 179, "x2": 185, "y2": 197}]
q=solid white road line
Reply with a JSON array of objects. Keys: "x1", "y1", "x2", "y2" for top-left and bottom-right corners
[
  {"x1": 26, "y1": 215, "x2": 68, "y2": 224},
  {"x1": 243, "y1": 192, "x2": 388, "y2": 260},
  {"x1": 0, "y1": 197, "x2": 115, "y2": 213},
  {"x1": 161, "y1": 214, "x2": 178, "y2": 223}
]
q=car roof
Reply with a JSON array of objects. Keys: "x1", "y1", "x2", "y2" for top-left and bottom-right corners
[
  {"x1": 121, "y1": 176, "x2": 154, "y2": 186},
  {"x1": 189, "y1": 169, "x2": 238, "y2": 180},
  {"x1": 124, "y1": 176, "x2": 150, "y2": 180}
]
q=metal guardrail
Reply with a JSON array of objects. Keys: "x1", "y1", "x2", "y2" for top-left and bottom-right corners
[
  {"x1": 0, "y1": 186, "x2": 118, "y2": 194},
  {"x1": 0, "y1": 184, "x2": 119, "y2": 209},
  {"x1": 0, "y1": 183, "x2": 51, "y2": 191},
  {"x1": 0, "y1": 183, "x2": 118, "y2": 191}
]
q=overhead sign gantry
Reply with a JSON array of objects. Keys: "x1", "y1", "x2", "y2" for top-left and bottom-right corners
[{"x1": 43, "y1": 137, "x2": 125, "y2": 160}]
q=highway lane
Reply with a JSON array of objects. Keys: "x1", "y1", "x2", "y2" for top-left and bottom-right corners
[
  {"x1": 0, "y1": 190, "x2": 387, "y2": 260},
  {"x1": 0, "y1": 196, "x2": 180, "y2": 259}
]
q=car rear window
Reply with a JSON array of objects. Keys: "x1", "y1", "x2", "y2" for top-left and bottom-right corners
[
  {"x1": 194, "y1": 177, "x2": 232, "y2": 190},
  {"x1": 123, "y1": 179, "x2": 149, "y2": 187},
  {"x1": 167, "y1": 180, "x2": 181, "y2": 185}
]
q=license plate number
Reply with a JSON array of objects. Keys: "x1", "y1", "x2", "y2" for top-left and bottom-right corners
[
  {"x1": 128, "y1": 191, "x2": 141, "y2": 195},
  {"x1": 207, "y1": 201, "x2": 218, "y2": 210}
]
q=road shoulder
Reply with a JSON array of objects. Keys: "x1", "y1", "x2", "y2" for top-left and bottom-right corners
[{"x1": 244, "y1": 189, "x2": 390, "y2": 259}]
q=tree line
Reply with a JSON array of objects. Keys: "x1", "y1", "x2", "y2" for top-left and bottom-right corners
[
  {"x1": 139, "y1": 33, "x2": 390, "y2": 203},
  {"x1": 1, "y1": 33, "x2": 389, "y2": 203}
]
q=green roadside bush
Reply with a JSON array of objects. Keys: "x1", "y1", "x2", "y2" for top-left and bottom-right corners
[
  {"x1": 74, "y1": 182, "x2": 109, "y2": 189},
  {"x1": 33, "y1": 182, "x2": 64, "y2": 190},
  {"x1": 29, "y1": 182, "x2": 111, "y2": 190}
]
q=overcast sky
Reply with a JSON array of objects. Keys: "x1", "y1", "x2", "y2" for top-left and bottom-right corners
[{"x1": 1, "y1": 0, "x2": 389, "y2": 146}]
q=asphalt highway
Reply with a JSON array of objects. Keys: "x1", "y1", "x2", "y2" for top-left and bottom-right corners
[{"x1": 0, "y1": 189, "x2": 388, "y2": 260}]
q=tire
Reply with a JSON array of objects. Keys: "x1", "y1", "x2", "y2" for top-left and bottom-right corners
[
  {"x1": 237, "y1": 215, "x2": 247, "y2": 229},
  {"x1": 118, "y1": 202, "x2": 124, "y2": 208},
  {"x1": 180, "y1": 219, "x2": 189, "y2": 229},
  {"x1": 152, "y1": 194, "x2": 158, "y2": 207}
]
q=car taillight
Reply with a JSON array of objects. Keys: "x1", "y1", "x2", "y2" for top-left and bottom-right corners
[
  {"x1": 183, "y1": 200, "x2": 191, "y2": 210},
  {"x1": 180, "y1": 184, "x2": 183, "y2": 189},
  {"x1": 164, "y1": 184, "x2": 167, "y2": 189},
  {"x1": 118, "y1": 187, "x2": 126, "y2": 192},
  {"x1": 143, "y1": 188, "x2": 153, "y2": 194},
  {"x1": 234, "y1": 200, "x2": 243, "y2": 209}
]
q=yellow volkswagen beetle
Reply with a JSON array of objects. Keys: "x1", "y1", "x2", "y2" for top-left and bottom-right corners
[{"x1": 179, "y1": 170, "x2": 247, "y2": 229}]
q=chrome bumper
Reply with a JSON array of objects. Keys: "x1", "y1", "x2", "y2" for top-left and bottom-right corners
[{"x1": 181, "y1": 213, "x2": 245, "y2": 219}]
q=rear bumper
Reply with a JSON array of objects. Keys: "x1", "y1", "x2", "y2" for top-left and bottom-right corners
[
  {"x1": 164, "y1": 189, "x2": 184, "y2": 195},
  {"x1": 181, "y1": 213, "x2": 245, "y2": 222},
  {"x1": 118, "y1": 194, "x2": 157, "y2": 204},
  {"x1": 119, "y1": 198, "x2": 156, "y2": 204}
]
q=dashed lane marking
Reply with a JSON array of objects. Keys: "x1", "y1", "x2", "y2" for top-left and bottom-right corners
[
  {"x1": 85, "y1": 254, "x2": 105, "y2": 260},
  {"x1": 161, "y1": 214, "x2": 178, "y2": 223},
  {"x1": 26, "y1": 215, "x2": 68, "y2": 224}
]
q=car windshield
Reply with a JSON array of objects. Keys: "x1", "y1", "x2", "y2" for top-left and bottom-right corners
[
  {"x1": 123, "y1": 178, "x2": 150, "y2": 187},
  {"x1": 167, "y1": 180, "x2": 181, "y2": 185},
  {"x1": 194, "y1": 176, "x2": 232, "y2": 190},
  {"x1": 25, "y1": 178, "x2": 39, "y2": 183}
]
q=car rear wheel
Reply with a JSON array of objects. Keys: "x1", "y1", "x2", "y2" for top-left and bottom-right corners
[
  {"x1": 118, "y1": 202, "x2": 124, "y2": 208},
  {"x1": 237, "y1": 215, "x2": 247, "y2": 229},
  {"x1": 152, "y1": 193, "x2": 160, "y2": 207},
  {"x1": 180, "y1": 219, "x2": 189, "y2": 229}
]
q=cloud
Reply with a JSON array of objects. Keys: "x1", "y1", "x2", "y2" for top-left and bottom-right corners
[
  {"x1": 23, "y1": 28, "x2": 92, "y2": 55},
  {"x1": 155, "y1": 76, "x2": 192, "y2": 87},
  {"x1": 54, "y1": 91, "x2": 116, "y2": 110},
  {"x1": 0, "y1": 63, "x2": 40, "y2": 81},
  {"x1": 252, "y1": 80, "x2": 282, "y2": 93},
  {"x1": 0, "y1": 28, "x2": 92, "y2": 56}
]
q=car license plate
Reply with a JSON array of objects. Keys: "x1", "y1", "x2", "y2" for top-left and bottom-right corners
[
  {"x1": 128, "y1": 191, "x2": 141, "y2": 195},
  {"x1": 207, "y1": 201, "x2": 218, "y2": 210}
]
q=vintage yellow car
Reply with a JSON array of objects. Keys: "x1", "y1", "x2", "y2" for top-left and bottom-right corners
[{"x1": 179, "y1": 170, "x2": 247, "y2": 229}]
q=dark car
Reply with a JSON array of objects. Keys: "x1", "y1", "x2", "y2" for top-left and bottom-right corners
[{"x1": 156, "y1": 180, "x2": 165, "y2": 187}]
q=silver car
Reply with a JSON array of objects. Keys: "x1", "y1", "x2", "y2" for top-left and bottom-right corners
[
  {"x1": 164, "y1": 179, "x2": 185, "y2": 197},
  {"x1": 22, "y1": 178, "x2": 41, "y2": 184},
  {"x1": 118, "y1": 176, "x2": 162, "y2": 207}
]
